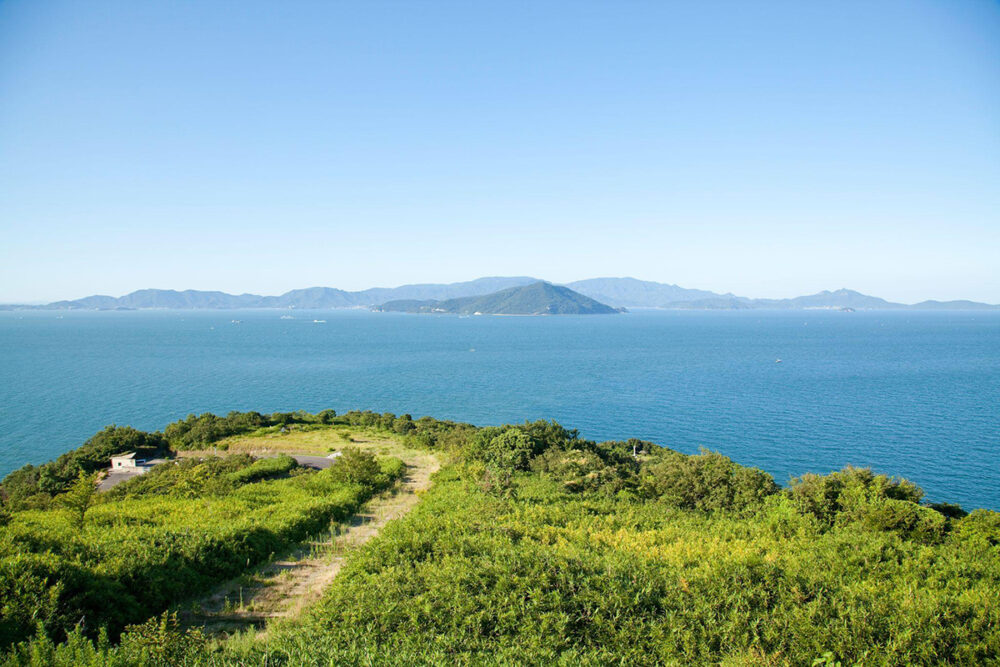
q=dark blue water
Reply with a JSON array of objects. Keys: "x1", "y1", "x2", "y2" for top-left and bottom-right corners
[{"x1": 1, "y1": 309, "x2": 998, "y2": 509}]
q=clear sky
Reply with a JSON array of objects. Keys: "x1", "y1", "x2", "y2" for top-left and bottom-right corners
[{"x1": 1, "y1": 1, "x2": 998, "y2": 304}]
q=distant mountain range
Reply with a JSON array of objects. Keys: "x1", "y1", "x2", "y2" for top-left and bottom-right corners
[
  {"x1": 34, "y1": 277, "x2": 539, "y2": 310},
  {"x1": 3, "y1": 277, "x2": 997, "y2": 311},
  {"x1": 375, "y1": 282, "x2": 622, "y2": 315}
]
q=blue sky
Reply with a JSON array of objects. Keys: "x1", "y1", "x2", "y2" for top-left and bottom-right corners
[{"x1": 1, "y1": 1, "x2": 998, "y2": 303}]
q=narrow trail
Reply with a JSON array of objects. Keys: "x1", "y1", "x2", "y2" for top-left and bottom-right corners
[{"x1": 180, "y1": 451, "x2": 439, "y2": 636}]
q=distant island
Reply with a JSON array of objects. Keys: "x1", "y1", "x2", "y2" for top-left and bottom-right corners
[
  {"x1": 374, "y1": 282, "x2": 622, "y2": 315},
  {"x1": 3, "y1": 276, "x2": 998, "y2": 311}
]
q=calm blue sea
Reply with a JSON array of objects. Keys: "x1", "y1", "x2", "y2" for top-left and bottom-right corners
[{"x1": 1, "y1": 309, "x2": 998, "y2": 509}]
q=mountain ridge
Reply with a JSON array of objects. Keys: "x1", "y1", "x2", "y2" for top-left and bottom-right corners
[{"x1": 4, "y1": 278, "x2": 997, "y2": 311}]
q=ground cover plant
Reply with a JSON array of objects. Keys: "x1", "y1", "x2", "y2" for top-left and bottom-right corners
[
  {"x1": 1, "y1": 411, "x2": 997, "y2": 665},
  {"x1": 218, "y1": 422, "x2": 999, "y2": 666},
  {"x1": 0, "y1": 435, "x2": 405, "y2": 653}
]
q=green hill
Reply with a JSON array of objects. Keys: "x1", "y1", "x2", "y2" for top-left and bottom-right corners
[
  {"x1": 375, "y1": 281, "x2": 622, "y2": 315},
  {"x1": 2, "y1": 410, "x2": 997, "y2": 665}
]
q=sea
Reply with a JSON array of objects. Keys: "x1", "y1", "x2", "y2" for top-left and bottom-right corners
[{"x1": 1, "y1": 308, "x2": 998, "y2": 510}]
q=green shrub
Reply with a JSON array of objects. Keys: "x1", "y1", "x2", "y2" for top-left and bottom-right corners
[
  {"x1": 531, "y1": 448, "x2": 634, "y2": 494},
  {"x1": 377, "y1": 457, "x2": 406, "y2": 484},
  {"x1": 844, "y1": 496, "x2": 948, "y2": 543},
  {"x1": 326, "y1": 448, "x2": 382, "y2": 488},
  {"x1": 787, "y1": 466, "x2": 923, "y2": 526},
  {"x1": 640, "y1": 449, "x2": 779, "y2": 512},
  {"x1": 954, "y1": 509, "x2": 1000, "y2": 547},
  {"x1": 227, "y1": 455, "x2": 297, "y2": 485}
]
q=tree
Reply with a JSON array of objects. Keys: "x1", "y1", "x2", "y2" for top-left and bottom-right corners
[{"x1": 58, "y1": 472, "x2": 98, "y2": 529}]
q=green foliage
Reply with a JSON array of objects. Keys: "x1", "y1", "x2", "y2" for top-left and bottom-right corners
[
  {"x1": 954, "y1": 509, "x2": 1000, "y2": 547},
  {"x1": 1, "y1": 427, "x2": 165, "y2": 510},
  {"x1": 4, "y1": 411, "x2": 997, "y2": 665},
  {"x1": 114, "y1": 612, "x2": 206, "y2": 666},
  {"x1": 230, "y1": 468, "x2": 1000, "y2": 665},
  {"x1": 163, "y1": 411, "x2": 271, "y2": 449},
  {"x1": 103, "y1": 456, "x2": 252, "y2": 501},
  {"x1": 788, "y1": 465, "x2": 925, "y2": 528},
  {"x1": 929, "y1": 502, "x2": 968, "y2": 519},
  {"x1": 480, "y1": 429, "x2": 537, "y2": 471},
  {"x1": 392, "y1": 414, "x2": 416, "y2": 434},
  {"x1": 326, "y1": 448, "x2": 402, "y2": 490},
  {"x1": 226, "y1": 455, "x2": 297, "y2": 485},
  {"x1": 531, "y1": 448, "x2": 634, "y2": 494},
  {"x1": 55, "y1": 473, "x2": 98, "y2": 530},
  {"x1": 641, "y1": 448, "x2": 779, "y2": 512},
  {"x1": 1, "y1": 613, "x2": 203, "y2": 667},
  {"x1": 315, "y1": 409, "x2": 337, "y2": 424},
  {"x1": 0, "y1": 450, "x2": 404, "y2": 652},
  {"x1": 378, "y1": 457, "x2": 406, "y2": 481}
]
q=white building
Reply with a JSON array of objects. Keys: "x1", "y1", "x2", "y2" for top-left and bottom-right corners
[
  {"x1": 109, "y1": 452, "x2": 164, "y2": 475},
  {"x1": 110, "y1": 452, "x2": 145, "y2": 469}
]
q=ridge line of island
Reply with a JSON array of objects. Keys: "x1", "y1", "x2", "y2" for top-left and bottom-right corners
[{"x1": 4, "y1": 276, "x2": 998, "y2": 313}]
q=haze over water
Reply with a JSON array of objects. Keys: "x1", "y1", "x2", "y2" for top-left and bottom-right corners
[{"x1": 2, "y1": 308, "x2": 998, "y2": 510}]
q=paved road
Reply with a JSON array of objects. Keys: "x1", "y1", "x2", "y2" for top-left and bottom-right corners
[
  {"x1": 291, "y1": 454, "x2": 339, "y2": 470},
  {"x1": 97, "y1": 469, "x2": 145, "y2": 491},
  {"x1": 97, "y1": 453, "x2": 339, "y2": 491}
]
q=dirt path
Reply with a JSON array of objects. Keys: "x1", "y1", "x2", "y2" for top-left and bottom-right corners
[{"x1": 180, "y1": 450, "x2": 439, "y2": 636}]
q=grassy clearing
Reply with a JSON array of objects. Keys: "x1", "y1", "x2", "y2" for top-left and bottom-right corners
[{"x1": 211, "y1": 425, "x2": 419, "y2": 459}]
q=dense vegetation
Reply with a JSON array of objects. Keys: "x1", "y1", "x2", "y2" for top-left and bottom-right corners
[
  {"x1": 0, "y1": 435, "x2": 405, "y2": 654},
  {"x1": 0, "y1": 426, "x2": 166, "y2": 510},
  {"x1": 0, "y1": 408, "x2": 441, "y2": 510},
  {"x1": 1, "y1": 410, "x2": 997, "y2": 665}
]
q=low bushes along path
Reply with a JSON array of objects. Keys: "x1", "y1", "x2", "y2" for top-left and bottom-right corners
[{"x1": 180, "y1": 449, "x2": 439, "y2": 637}]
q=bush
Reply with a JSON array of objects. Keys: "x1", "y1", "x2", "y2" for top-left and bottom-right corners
[
  {"x1": 223, "y1": 469, "x2": 1000, "y2": 666},
  {"x1": 788, "y1": 466, "x2": 923, "y2": 516},
  {"x1": 227, "y1": 455, "x2": 297, "y2": 485},
  {"x1": 640, "y1": 449, "x2": 779, "y2": 512},
  {"x1": 845, "y1": 497, "x2": 948, "y2": 543},
  {"x1": 531, "y1": 448, "x2": 634, "y2": 494},
  {"x1": 103, "y1": 456, "x2": 254, "y2": 501},
  {"x1": 954, "y1": 509, "x2": 1000, "y2": 547},
  {"x1": 325, "y1": 450, "x2": 404, "y2": 492}
]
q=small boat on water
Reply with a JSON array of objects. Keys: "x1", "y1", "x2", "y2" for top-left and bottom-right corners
[
  {"x1": 313, "y1": 319, "x2": 326, "y2": 323},
  {"x1": 280, "y1": 315, "x2": 294, "y2": 320},
  {"x1": 775, "y1": 358, "x2": 782, "y2": 363},
  {"x1": 231, "y1": 319, "x2": 241, "y2": 324}
]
